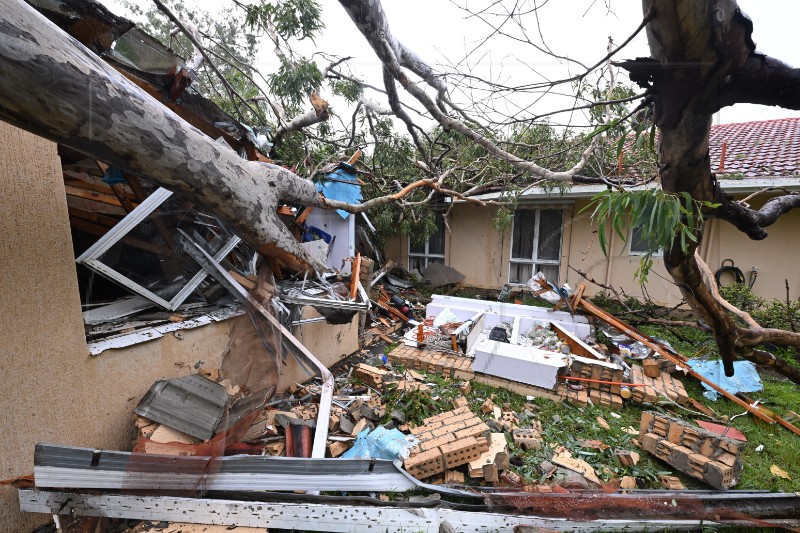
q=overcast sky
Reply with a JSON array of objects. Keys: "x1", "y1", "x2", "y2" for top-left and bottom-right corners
[{"x1": 110, "y1": 0, "x2": 800, "y2": 126}]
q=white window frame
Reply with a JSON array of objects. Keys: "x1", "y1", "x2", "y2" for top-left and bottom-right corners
[
  {"x1": 508, "y1": 208, "x2": 563, "y2": 284},
  {"x1": 628, "y1": 225, "x2": 663, "y2": 256},
  {"x1": 408, "y1": 215, "x2": 446, "y2": 270},
  {"x1": 76, "y1": 187, "x2": 241, "y2": 311}
]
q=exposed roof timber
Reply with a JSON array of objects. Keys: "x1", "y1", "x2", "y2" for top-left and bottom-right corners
[{"x1": 25, "y1": 0, "x2": 253, "y2": 154}]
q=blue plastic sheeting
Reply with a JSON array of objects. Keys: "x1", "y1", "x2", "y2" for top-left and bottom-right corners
[
  {"x1": 342, "y1": 427, "x2": 416, "y2": 461},
  {"x1": 315, "y1": 165, "x2": 362, "y2": 219},
  {"x1": 687, "y1": 359, "x2": 763, "y2": 401}
]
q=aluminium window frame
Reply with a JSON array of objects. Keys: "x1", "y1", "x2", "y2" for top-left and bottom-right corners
[
  {"x1": 407, "y1": 215, "x2": 446, "y2": 270},
  {"x1": 75, "y1": 187, "x2": 241, "y2": 311},
  {"x1": 507, "y1": 208, "x2": 564, "y2": 284}
]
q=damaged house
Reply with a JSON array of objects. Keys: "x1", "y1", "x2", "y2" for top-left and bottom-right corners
[
  {"x1": 385, "y1": 118, "x2": 800, "y2": 305},
  {"x1": 0, "y1": 1, "x2": 361, "y2": 530},
  {"x1": 3, "y1": 0, "x2": 800, "y2": 532}
]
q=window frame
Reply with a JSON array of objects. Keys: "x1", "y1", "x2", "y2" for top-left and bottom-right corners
[
  {"x1": 75, "y1": 187, "x2": 242, "y2": 311},
  {"x1": 408, "y1": 214, "x2": 446, "y2": 271},
  {"x1": 508, "y1": 208, "x2": 564, "y2": 284}
]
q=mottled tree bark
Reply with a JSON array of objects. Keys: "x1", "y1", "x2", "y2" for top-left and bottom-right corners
[
  {"x1": 626, "y1": 0, "x2": 800, "y2": 380},
  {"x1": 0, "y1": 0, "x2": 324, "y2": 271}
]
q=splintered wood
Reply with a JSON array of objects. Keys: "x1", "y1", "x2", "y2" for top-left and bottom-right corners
[
  {"x1": 404, "y1": 406, "x2": 490, "y2": 479},
  {"x1": 640, "y1": 411, "x2": 745, "y2": 490},
  {"x1": 629, "y1": 365, "x2": 690, "y2": 405}
]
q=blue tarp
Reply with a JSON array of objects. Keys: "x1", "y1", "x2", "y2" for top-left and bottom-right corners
[
  {"x1": 687, "y1": 359, "x2": 763, "y2": 401},
  {"x1": 315, "y1": 164, "x2": 362, "y2": 220},
  {"x1": 342, "y1": 427, "x2": 415, "y2": 461}
]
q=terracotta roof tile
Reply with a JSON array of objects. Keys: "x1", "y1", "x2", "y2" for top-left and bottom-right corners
[{"x1": 711, "y1": 118, "x2": 800, "y2": 178}]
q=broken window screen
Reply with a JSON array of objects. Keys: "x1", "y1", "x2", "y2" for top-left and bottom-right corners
[
  {"x1": 76, "y1": 188, "x2": 241, "y2": 311},
  {"x1": 408, "y1": 213, "x2": 446, "y2": 271},
  {"x1": 508, "y1": 208, "x2": 563, "y2": 284}
]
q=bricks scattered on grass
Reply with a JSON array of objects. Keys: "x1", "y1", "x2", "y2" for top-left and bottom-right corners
[{"x1": 640, "y1": 411, "x2": 745, "y2": 489}]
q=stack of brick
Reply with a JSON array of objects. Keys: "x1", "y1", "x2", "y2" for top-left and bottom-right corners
[
  {"x1": 557, "y1": 384, "x2": 623, "y2": 410},
  {"x1": 568, "y1": 356, "x2": 625, "y2": 394},
  {"x1": 403, "y1": 406, "x2": 490, "y2": 479},
  {"x1": 387, "y1": 345, "x2": 475, "y2": 380},
  {"x1": 629, "y1": 365, "x2": 690, "y2": 405},
  {"x1": 640, "y1": 411, "x2": 745, "y2": 489}
]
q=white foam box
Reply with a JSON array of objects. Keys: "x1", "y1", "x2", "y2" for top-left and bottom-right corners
[{"x1": 472, "y1": 338, "x2": 567, "y2": 390}]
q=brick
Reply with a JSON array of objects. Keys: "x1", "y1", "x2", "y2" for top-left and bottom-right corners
[
  {"x1": 419, "y1": 434, "x2": 456, "y2": 452},
  {"x1": 513, "y1": 428, "x2": 542, "y2": 451},
  {"x1": 327, "y1": 441, "x2": 351, "y2": 458}
]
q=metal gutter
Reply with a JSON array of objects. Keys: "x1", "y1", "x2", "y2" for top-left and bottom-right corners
[{"x1": 461, "y1": 176, "x2": 800, "y2": 202}]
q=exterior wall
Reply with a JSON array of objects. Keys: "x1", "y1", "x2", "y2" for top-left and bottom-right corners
[
  {"x1": 383, "y1": 195, "x2": 799, "y2": 305},
  {"x1": 564, "y1": 199, "x2": 683, "y2": 305},
  {"x1": 0, "y1": 123, "x2": 232, "y2": 532},
  {"x1": 703, "y1": 205, "x2": 800, "y2": 302}
]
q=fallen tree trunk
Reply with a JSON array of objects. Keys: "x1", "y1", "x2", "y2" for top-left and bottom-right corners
[{"x1": 0, "y1": 0, "x2": 324, "y2": 271}]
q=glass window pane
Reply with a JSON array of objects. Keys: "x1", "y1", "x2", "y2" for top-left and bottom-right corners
[
  {"x1": 630, "y1": 226, "x2": 648, "y2": 253},
  {"x1": 427, "y1": 215, "x2": 446, "y2": 255},
  {"x1": 536, "y1": 209, "x2": 563, "y2": 261},
  {"x1": 94, "y1": 196, "x2": 235, "y2": 302},
  {"x1": 409, "y1": 237, "x2": 425, "y2": 254},
  {"x1": 509, "y1": 262, "x2": 533, "y2": 284},
  {"x1": 511, "y1": 210, "x2": 535, "y2": 259},
  {"x1": 409, "y1": 256, "x2": 425, "y2": 272},
  {"x1": 537, "y1": 264, "x2": 560, "y2": 284}
]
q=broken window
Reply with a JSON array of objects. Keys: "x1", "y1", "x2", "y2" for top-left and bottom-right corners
[
  {"x1": 509, "y1": 208, "x2": 563, "y2": 284},
  {"x1": 408, "y1": 214, "x2": 446, "y2": 272},
  {"x1": 76, "y1": 188, "x2": 243, "y2": 311}
]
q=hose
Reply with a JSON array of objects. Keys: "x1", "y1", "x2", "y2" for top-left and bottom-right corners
[{"x1": 715, "y1": 258, "x2": 746, "y2": 287}]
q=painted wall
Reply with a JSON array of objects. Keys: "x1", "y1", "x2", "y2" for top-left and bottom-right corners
[
  {"x1": 383, "y1": 196, "x2": 799, "y2": 305},
  {"x1": 0, "y1": 124, "x2": 227, "y2": 532}
]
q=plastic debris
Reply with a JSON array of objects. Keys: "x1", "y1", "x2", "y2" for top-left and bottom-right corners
[
  {"x1": 341, "y1": 426, "x2": 418, "y2": 461},
  {"x1": 687, "y1": 359, "x2": 763, "y2": 401}
]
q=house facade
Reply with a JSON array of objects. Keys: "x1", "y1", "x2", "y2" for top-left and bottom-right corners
[{"x1": 386, "y1": 118, "x2": 800, "y2": 305}]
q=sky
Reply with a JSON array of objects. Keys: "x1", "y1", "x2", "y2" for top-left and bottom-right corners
[{"x1": 108, "y1": 0, "x2": 800, "y2": 126}]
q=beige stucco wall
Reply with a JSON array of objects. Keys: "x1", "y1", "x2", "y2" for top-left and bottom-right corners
[
  {"x1": 0, "y1": 123, "x2": 233, "y2": 532},
  {"x1": 383, "y1": 195, "x2": 799, "y2": 305}
]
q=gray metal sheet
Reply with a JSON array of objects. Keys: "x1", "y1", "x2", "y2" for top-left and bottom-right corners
[
  {"x1": 18, "y1": 489, "x2": 720, "y2": 532},
  {"x1": 133, "y1": 374, "x2": 229, "y2": 440},
  {"x1": 34, "y1": 444, "x2": 418, "y2": 493}
]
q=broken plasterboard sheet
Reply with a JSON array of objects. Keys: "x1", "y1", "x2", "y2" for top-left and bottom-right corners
[
  {"x1": 87, "y1": 306, "x2": 244, "y2": 355},
  {"x1": 472, "y1": 338, "x2": 567, "y2": 389},
  {"x1": 427, "y1": 294, "x2": 592, "y2": 338}
]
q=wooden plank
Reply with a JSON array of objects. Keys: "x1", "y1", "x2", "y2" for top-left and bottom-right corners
[
  {"x1": 551, "y1": 321, "x2": 606, "y2": 360},
  {"x1": 65, "y1": 183, "x2": 131, "y2": 208},
  {"x1": 574, "y1": 293, "x2": 776, "y2": 426},
  {"x1": 350, "y1": 253, "x2": 362, "y2": 300}
]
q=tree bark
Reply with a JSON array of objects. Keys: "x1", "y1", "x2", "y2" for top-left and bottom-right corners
[
  {"x1": 631, "y1": 0, "x2": 800, "y2": 381},
  {"x1": 0, "y1": 0, "x2": 324, "y2": 271}
]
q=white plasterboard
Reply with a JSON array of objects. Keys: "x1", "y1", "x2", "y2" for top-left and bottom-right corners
[{"x1": 472, "y1": 338, "x2": 567, "y2": 389}]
